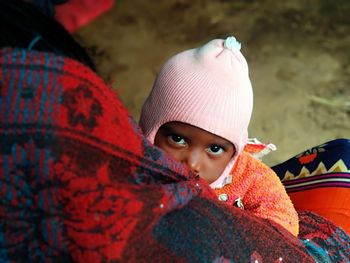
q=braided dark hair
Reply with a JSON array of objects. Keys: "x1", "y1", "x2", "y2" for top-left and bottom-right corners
[{"x1": 0, "y1": 0, "x2": 96, "y2": 71}]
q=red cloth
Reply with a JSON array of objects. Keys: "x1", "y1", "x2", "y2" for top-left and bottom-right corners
[
  {"x1": 55, "y1": 0, "x2": 115, "y2": 32},
  {"x1": 0, "y1": 48, "x2": 349, "y2": 262}
]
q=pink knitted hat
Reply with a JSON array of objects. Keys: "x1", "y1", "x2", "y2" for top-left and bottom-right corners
[{"x1": 139, "y1": 36, "x2": 253, "y2": 188}]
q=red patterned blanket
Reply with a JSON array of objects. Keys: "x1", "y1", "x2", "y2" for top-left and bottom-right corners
[{"x1": 0, "y1": 48, "x2": 349, "y2": 262}]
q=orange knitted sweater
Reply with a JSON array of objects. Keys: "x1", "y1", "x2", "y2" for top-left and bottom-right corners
[{"x1": 214, "y1": 151, "x2": 299, "y2": 236}]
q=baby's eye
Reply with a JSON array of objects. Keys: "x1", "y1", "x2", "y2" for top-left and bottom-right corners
[
  {"x1": 168, "y1": 134, "x2": 186, "y2": 146},
  {"x1": 207, "y1": 145, "x2": 224, "y2": 155}
]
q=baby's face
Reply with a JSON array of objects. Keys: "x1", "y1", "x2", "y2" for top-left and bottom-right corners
[{"x1": 154, "y1": 121, "x2": 235, "y2": 184}]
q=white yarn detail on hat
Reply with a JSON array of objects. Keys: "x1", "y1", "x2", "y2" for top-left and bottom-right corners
[{"x1": 223, "y1": 36, "x2": 241, "y2": 51}]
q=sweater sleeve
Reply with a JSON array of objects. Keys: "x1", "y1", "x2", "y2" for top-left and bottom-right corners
[
  {"x1": 214, "y1": 152, "x2": 299, "y2": 236},
  {"x1": 244, "y1": 154, "x2": 299, "y2": 236}
]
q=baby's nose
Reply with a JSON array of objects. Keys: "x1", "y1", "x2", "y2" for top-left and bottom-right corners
[{"x1": 186, "y1": 150, "x2": 202, "y2": 175}]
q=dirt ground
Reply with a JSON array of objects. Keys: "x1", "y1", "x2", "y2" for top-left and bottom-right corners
[{"x1": 75, "y1": 0, "x2": 350, "y2": 166}]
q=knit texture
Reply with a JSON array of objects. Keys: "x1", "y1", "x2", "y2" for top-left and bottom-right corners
[
  {"x1": 138, "y1": 37, "x2": 298, "y2": 237},
  {"x1": 214, "y1": 151, "x2": 299, "y2": 236},
  {"x1": 0, "y1": 48, "x2": 349, "y2": 262},
  {"x1": 139, "y1": 37, "x2": 253, "y2": 161}
]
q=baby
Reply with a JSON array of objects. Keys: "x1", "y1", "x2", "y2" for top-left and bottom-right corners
[{"x1": 139, "y1": 36, "x2": 299, "y2": 236}]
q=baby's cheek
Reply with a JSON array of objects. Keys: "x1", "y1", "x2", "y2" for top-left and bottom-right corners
[{"x1": 202, "y1": 166, "x2": 222, "y2": 184}]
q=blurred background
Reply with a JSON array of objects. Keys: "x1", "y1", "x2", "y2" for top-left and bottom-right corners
[{"x1": 69, "y1": 0, "x2": 349, "y2": 165}]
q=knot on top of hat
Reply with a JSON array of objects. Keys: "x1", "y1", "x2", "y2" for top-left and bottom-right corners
[{"x1": 223, "y1": 36, "x2": 241, "y2": 52}]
